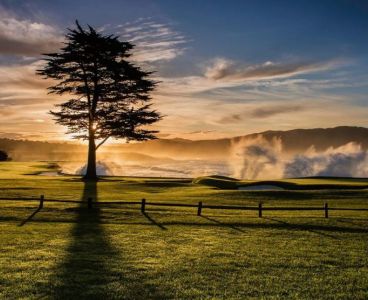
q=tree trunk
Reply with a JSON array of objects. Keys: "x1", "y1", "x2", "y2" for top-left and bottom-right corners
[{"x1": 84, "y1": 129, "x2": 97, "y2": 180}]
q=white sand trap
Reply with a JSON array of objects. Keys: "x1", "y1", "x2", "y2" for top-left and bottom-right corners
[
  {"x1": 238, "y1": 185, "x2": 285, "y2": 191},
  {"x1": 37, "y1": 171, "x2": 61, "y2": 176}
]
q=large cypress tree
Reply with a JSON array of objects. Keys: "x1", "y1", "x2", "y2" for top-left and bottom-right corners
[{"x1": 38, "y1": 21, "x2": 162, "y2": 180}]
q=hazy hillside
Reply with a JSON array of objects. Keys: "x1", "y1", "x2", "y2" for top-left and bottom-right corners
[
  {"x1": 1, "y1": 126, "x2": 368, "y2": 161},
  {"x1": 114, "y1": 126, "x2": 368, "y2": 159}
]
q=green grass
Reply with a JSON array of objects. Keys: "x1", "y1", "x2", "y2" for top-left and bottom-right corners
[{"x1": 0, "y1": 162, "x2": 367, "y2": 299}]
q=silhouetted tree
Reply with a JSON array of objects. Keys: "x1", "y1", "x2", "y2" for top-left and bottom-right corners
[
  {"x1": 0, "y1": 150, "x2": 9, "y2": 161},
  {"x1": 37, "y1": 21, "x2": 162, "y2": 180}
]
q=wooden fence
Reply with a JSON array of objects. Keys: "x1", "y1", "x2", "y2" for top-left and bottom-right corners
[{"x1": 1, "y1": 196, "x2": 368, "y2": 218}]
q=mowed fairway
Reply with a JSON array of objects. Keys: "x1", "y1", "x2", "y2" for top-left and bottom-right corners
[{"x1": 0, "y1": 162, "x2": 367, "y2": 299}]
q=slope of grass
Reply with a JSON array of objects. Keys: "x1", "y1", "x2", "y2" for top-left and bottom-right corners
[
  {"x1": 0, "y1": 162, "x2": 367, "y2": 299},
  {"x1": 194, "y1": 175, "x2": 368, "y2": 190}
]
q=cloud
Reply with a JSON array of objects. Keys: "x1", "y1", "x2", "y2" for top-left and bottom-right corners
[
  {"x1": 0, "y1": 61, "x2": 56, "y2": 106},
  {"x1": 0, "y1": 61, "x2": 50, "y2": 88},
  {"x1": 217, "y1": 104, "x2": 305, "y2": 124},
  {"x1": 155, "y1": 133, "x2": 171, "y2": 138},
  {"x1": 250, "y1": 104, "x2": 304, "y2": 118},
  {"x1": 217, "y1": 114, "x2": 243, "y2": 124},
  {"x1": 0, "y1": 59, "x2": 67, "y2": 141},
  {"x1": 0, "y1": 11, "x2": 62, "y2": 56},
  {"x1": 204, "y1": 58, "x2": 343, "y2": 81},
  {"x1": 186, "y1": 130, "x2": 215, "y2": 135},
  {"x1": 156, "y1": 58, "x2": 345, "y2": 97},
  {"x1": 119, "y1": 20, "x2": 187, "y2": 62},
  {"x1": 204, "y1": 58, "x2": 234, "y2": 80}
]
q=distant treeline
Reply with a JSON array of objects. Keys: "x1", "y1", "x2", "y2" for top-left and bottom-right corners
[{"x1": 0, "y1": 139, "x2": 85, "y2": 161}]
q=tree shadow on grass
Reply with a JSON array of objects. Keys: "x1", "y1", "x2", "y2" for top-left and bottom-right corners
[{"x1": 50, "y1": 180, "x2": 169, "y2": 299}]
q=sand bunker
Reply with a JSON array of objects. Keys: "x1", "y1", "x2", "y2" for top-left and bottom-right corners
[{"x1": 37, "y1": 171, "x2": 62, "y2": 176}]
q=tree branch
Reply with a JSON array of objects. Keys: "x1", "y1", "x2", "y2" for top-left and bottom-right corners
[{"x1": 95, "y1": 136, "x2": 109, "y2": 150}]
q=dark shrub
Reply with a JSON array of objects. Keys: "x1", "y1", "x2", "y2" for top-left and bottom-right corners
[{"x1": 0, "y1": 150, "x2": 10, "y2": 161}]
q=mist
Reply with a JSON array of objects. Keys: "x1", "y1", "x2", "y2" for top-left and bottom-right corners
[
  {"x1": 230, "y1": 137, "x2": 368, "y2": 179},
  {"x1": 230, "y1": 136, "x2": 284, "y2": 179}
]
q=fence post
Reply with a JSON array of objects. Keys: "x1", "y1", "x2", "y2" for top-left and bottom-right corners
[
  {"x1": 88, "y1": 197, "x2": 92, "y2": 209},
  {"x1": 197, "y1": 201, "x2": 203, "y2": 216},
  {"x1": 39, "y1": 195, "x2": 44, "y2": 210},
  {"x1": 141, "y1": 198, "x2": 146, "y2": 213},
  {"x1": 324, "y1": 202, "x2": 328, "y2": 218},
  {"x1": 258, "y1": 202, "x2": 262, "y2": 218}
]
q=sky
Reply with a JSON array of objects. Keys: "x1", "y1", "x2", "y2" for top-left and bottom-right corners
[{"x1": 0, "y1": 0, "x2": 368, "y2": 141}]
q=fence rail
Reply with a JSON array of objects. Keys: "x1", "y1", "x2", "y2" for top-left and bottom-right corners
[{"x1": 1, "y1": 195, "x2": 368, "y2": 218}]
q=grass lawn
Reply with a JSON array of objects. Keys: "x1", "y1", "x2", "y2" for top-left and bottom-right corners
[{"x1": 0, "y1": 162, "x2": 367, "y2": 299}]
